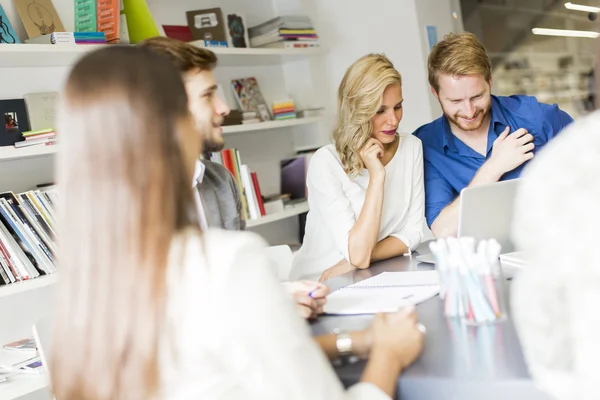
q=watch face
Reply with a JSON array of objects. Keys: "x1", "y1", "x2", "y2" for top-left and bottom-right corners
[{"x1": 335, "y1": 331, "x2": 353, "y2": 356}]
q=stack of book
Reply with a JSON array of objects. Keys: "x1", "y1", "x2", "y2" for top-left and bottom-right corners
[
  {"x1": 242, "y1": 111, "x2": 261, "y2": 124},
  {"x1": 272, "y1": 99, "x2": 297, "y2": 121},
  {"x1": 15, "y1": 129, "x2": 56, "y2": 149},
  {"x1": 25, "y1": 31, "x2": 107, "y2": 45},
  {"x1": 208, "y1": 149, "x2": 266, "y2": 221},
  {"x1": 248, "y1": 16, "x2": 319, "y2": 49},
  {"x1": 0, "y1": 189, "x2": 57, "y2": 286}
]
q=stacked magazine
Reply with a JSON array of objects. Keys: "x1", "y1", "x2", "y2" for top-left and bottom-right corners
[{"x1": 0, "y1": 188, "x2": 57, "y2": 285}]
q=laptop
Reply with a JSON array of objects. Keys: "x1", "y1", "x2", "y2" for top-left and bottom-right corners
[
  {"x1": 417, "y1": 179, "x2": 521, "y2": 264},
  {"x1": 458, "y1": 179, "x2": 521, "y2": 254}
]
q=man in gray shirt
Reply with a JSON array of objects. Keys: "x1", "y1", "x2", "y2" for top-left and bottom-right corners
[
  {"x1": 140, "y1": 37, "x2": 328, "y2": 318},
  {"x1": 140, "y1": 37, "x2": 243, "y2": 231}
]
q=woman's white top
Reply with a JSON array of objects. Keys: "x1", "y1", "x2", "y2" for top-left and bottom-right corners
[
  {"x1": 159, "y1": 228, "x2": 389, "y2": 400},
  {"x1": 290, "y1": 133, "x2": 425, "y2": 280},
  {"x1": 511, "y1": 111, "x2": 600, "y2": 400}
]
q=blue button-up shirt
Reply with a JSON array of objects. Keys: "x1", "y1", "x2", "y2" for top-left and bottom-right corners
[{"x1": 413, "y1": 95, "x2": 573, "y2": 227}]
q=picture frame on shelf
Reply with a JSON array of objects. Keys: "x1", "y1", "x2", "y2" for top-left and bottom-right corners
[
  {"x1": 0, "y1": 99, "x2": 29, "y2": 146},
  {"x1": 225, "y1": 13, "x2": 249, "y2": 48},
  {"x1": 13, "y1": 0, "x2": 66, "y2": 39},
  {"x1": 186, "y1": 7, "x2": 228, "y2": 47}
]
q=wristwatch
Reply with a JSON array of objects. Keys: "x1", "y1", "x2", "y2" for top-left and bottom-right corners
[{"x1": 334, "y1": 329, "x2": 353, "y2": 357}]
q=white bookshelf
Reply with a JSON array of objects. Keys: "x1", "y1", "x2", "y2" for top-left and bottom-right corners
[
  {"x1": 246, "y1": 201, "x2": 309, "y2": 228},
  {"x1": 0, "y1": 43, "x2": 321, "y2": 68},
  {"x1": 223, "y1": 116, "x2": 324, "y2": 135},
  {"x1": 0, "y1": 117, "x2": 325, "y2": 161},
  {"x1": 0, "y1": 375, "x2": 50, "y2": 400},
  {"x1": 0, "y1": 145, "x2": 57, "y2": 162},
  {"x1": 0, "y1": 275, "x2": 58, "y2": 298}
]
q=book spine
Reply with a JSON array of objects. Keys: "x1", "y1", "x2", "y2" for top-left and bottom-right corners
[
  {"x1": 240, "y1": 165, "x2": 259, "y2": 220},
  {"x1": 221, "y1": 149, "x2": 235, "y2": 177},
  {"x1": 0, "y1": 201, "x2": 35, "y2": 279},
  {"x1": 75, "y1": 0, "x2": 97, "y2": 32},
  {"x1": 0, "y1": 237, "x2": 16, "y2": 283},
  {"x1": 231, "y1": 150, "x2": 249, "y2": 221},
  {"x1": 250, "y1": 172, "x2": 266, "y2": 216},
  {"x1": 97, "y1": 0, "x2": 120, "y2": 43}
]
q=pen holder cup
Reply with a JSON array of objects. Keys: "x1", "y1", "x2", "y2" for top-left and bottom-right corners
[{"x1": 438, "y1": 260, "x2": 508, "y2": 326}]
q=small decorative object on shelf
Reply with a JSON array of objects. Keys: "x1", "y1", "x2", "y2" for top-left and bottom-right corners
[
  {"x1": 13, "y1": 0, "x2": 65, "y2": 39},
  {"x1": 0, "y1": 5, "x2": 20, "y2": 44},
  {"x1": 231, "y1": 77, "x2": 272, "y2": 121},
  {"x1": 186, "y1": 7, "x2": 228, "y2": 48},
  {"x1": 272, "y1": 98, "x2": 296, "y2": 120},
  {"x1": 121, "y1": 0, "x2": 160, "y2": 44},
  {"x1": 0, "y1": 99, "x2": 30, "y2": 147},
  {"x1": 225, "y1": 13, "x2": 249, "y2": 48}
]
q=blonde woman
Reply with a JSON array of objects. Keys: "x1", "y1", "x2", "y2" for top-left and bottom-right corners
[
  {"x1": 50, "y1": 47, "x2": 424, "y2": 400},
  {"x1": 291, "y1": 54, "x2": 425, "y2": 281}
]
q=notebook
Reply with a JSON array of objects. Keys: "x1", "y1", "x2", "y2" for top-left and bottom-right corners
[{"x1": 323, "y1": 271, "x2": 440, "y2": 315}]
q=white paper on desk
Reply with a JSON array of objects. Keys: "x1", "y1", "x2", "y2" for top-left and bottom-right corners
[
  {"x1": 323, "y1": 271, "x2": 440, "y2": 315},
  {"x1": 356, "y1": 271, "x2": 440, "y2": 287}
]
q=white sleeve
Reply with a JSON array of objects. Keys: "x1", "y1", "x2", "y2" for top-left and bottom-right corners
[
  {"x1": 306, "y1": 151, "x2": 357, "y2": 261},
  {"x1": 390, "y1": 139, "x2": 425, "y2": 251},
  {"x1": 226, "y1": 233, "x2": 391, "y2": 400}
]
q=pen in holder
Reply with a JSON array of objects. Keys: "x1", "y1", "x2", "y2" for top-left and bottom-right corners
[{"x1": 430, "y1": 237, "x2": 507, "y2": 326}]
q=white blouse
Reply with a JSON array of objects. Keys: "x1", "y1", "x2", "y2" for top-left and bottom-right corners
[
  {"x1": 159, "y1": 228, "x2": 389, "y2": 400},
  {"x1": 290, "y1": 134, "x2": 425, "y2": 280},
  {"x1": 511, "y1": 111, "x2": 600, "y2": 400}
]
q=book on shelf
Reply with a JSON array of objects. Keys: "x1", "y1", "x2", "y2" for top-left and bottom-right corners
[
  {"x1": 272, "y1": 99, "x2": 297, "y2": 121},
  {"x1": 0, "y1": 5, "x2": 20, "y2": 44},
  {"x1": 23, "y1": 92, "x2": 58, "y2": 131},
  {"x1": 259, "y1": 41, "x2": 320, "y2": 49},
  {"x1": 25, "y1": 31, "x2": 107, "y2": 44},
  {"x1": 248, "y1": 15, "x2": 314, "y2": 38},
  {"x1": 186, "y1": 7, "x2": 228, "y2": 47},
  {"x1": 75, "y1": 0, "x2": 97, "y2": 32},
  {"x1": 13, "y1": 0, "x2": 66, "y2": 39},
  {"x1": 208, "y1": 148, "x2": 266, "y2": 221},
  {"x1": 231, "y1": 77, "x2": 272, "y2": 121},
  {"x1": 15, "y1": 128, "x2": 57, "y2": 148},
  {"x1": 162, "y1": 25, "x2": 193, "y2": 42},
  {"x1": 0, "y1": 188, "x2": 57, "y2": 286},
  {"x1": 96, "y1": 0, "x2": 120, "y2": 44},
  {"x1": 248, "y1": 15, "x2": 319, "y2": 48}
]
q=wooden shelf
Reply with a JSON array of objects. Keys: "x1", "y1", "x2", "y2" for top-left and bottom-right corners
[
  {"x1": 223, "y1": 116, "x2": 324, "y2": 135},
  {"x1": 0, "y1": 274, "x2": 58, "y2": 298},
  {"x1": 0, "y1": 374, "x2": 49, "y2": 400},
  {"x1": 246, "y1": 201, "x2": 309, "y2": 228},
  {"x1": 0, "y1": 43, "x2": 321, "y2": 68},
  {"x1": 0, "y1": 144, "x2": 57, "y2": 162}
]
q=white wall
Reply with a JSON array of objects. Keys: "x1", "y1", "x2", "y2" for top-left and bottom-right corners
[
  {"x1": 292, "y1": 0, "x2": 460, "y2": 146},
  {"x1": 414, "y1": 0, "x2": 464, "y2": 118}
]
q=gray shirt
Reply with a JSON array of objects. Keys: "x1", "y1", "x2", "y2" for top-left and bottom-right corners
[{"x1": 195, "y1": 159, "x2": 245, "y2": 231}]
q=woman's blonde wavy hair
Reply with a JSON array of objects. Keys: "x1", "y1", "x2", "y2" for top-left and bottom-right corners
[{"x1": 333, "y1": 53, "x2": 402, "y2": 177}]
